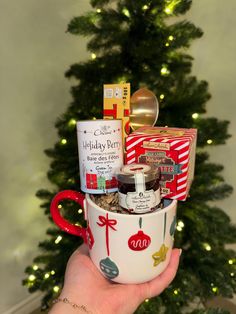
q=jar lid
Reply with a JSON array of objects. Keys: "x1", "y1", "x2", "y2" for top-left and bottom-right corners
[{"x1": 117, "y1": 163, "x2": 160, "y2": 184}]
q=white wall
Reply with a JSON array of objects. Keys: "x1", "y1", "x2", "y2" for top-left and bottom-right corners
[
  {"x1": 0, "y1": 0, "x2": 89, "y2": 312},
  {"x1": 0, "y1": 0, "x2": 235, "y2": 312}
]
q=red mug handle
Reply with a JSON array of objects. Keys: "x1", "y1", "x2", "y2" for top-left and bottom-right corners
[{"x1": 50, "y1": 190, "x2": 87, "y2": 242}]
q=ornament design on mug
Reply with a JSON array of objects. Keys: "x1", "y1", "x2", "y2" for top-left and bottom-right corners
[
  {"x1": 128, "y1": 217, "x2": 151, "y2": 251},
  {"x1": 152, "y1": 244, "x2": 169, "y2": 267},
  {"x1": 96, "y1": 213, "x2": 117, "y2": 256},
  {"x1": 99, "y1": 257, "x2": 119, "y2": 280},
  {"x1": 86, "y1": 224, "x2": 94, "y2": 250},
  {"x1": 97, "y1": 213, "x2": 119, "y2": 279}
]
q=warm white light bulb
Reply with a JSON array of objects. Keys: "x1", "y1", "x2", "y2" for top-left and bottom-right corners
[
  {"x1": 207, "y1": 139, "x2": 213, "y2": 145},
  {"x1": 53, "y1": 286, "x2": 60, "y2": 293},
  {"x1": 61, "y1": 138, "x2": 67, "y2": 145},
  {"x1": 55, "y1": 235, "x2": 63, "y2": 244},
  {"x1": 192, "y1": 113, "x2": 199, "y2": 119},
  {"x1": 28, "y1": 274, "x2": 36, "y2": 281}
]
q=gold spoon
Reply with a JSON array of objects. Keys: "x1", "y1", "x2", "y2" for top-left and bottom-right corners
[{"x1": 129, "y1": 88, "x2": 159, "y2": 131}]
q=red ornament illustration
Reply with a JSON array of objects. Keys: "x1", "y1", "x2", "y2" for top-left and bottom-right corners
[
  {"x1": 128, "y1": 218, "x2": 151, "y2": 251},
  {"x1": 97, "y1": 213, "x2": 117, "y2": 256}
]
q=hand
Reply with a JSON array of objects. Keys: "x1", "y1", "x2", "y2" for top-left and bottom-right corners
[{"x1": 50, "y1": 244, "x2": 181, "y2": 314}]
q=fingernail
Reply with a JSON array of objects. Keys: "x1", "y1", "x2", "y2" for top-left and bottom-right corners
[{"x1": 179, "y1": 249, "x2": 182, "y2": 256}]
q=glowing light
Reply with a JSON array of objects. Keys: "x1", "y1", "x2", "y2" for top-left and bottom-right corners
[
  {"x1": 142, "y1": 5, "x2": 149, "y2": 10},
  {"x1": 68, "y1": 118, "x2": 76, "y2": 126},
  {"x1": 161, "y1": 65, "x2": 170, "y2": 76},
  {"x1": 55, "y1": 235, "x2": 63, "y2": 244},
  {"x1": 92, "y1": 117, "x2": 97, "y2": 120},
  {"x1": 58, "y1": 204, "x2": 62, "y2": 209},
  {"x1": 165, "y1": 42, "x2": 170, "y2": 47},
  {"x1": 176, "y1": 225, "x2": 182, "y2": 232},
  {"x1": 203, "y1": 243, "x2": 212, "y2": 251},
  {"x1": 145, "y1": 299, "x2": 149, "y2": 303},
  {"x1": 51, "y1": 270, "x2": 55, "y2": 275},
  {"x1": 228, "y1": 259, "x2": 234, "y2": 265},
  {"x1": 164, "y1": 0, "x2": 181, "y2": 15},
  {"x1": 168, "y1": 35, "x2": 174, "y2": 41},
  {"x1": 173, "y1": 289, "x2": 179, "y2": 295},
  {"x1": 91, "y1": 53, "x2": 97, "y2": 60},
  {"x1": 75, "y1": 223, "x2": 82, "y2": 227},
  {"x1": 207, "y1": 139, "x2": 213, "y2": 145},
  {"x1": 28, "y1": 274, "x2": 36, "y2": 282},
  {"x1": 212, "y1": 286, "x2": 218, "y2": 293},
  {"x1": 178, "y1": 220, "x2": 185, "y2": 228},
  {"x1": 192, "y1": 113, "x2": 199, "y2": 119},
  {"x1": 96, "y1": 8, "x2": 101, "y2": 13},
  {"x1": 61, "y1": 138, "x2": 67, "y2": 145},
  {"x1": 44, "y1": 273, "x2": 50, "y2": 279},
  {"x1": 160, "y1": 94, "x2": 165, "y2": 100},
  {"x1": 230, "y1": 272, "x2": 235, "y2": 277},
  {"x1": 122, "y1": 8, "x2": 130, "y2": 17},
  {"x1": 32, "y1": 265, "x2": 38, "y2": 271},
  {"x1": 53, "y1": 286, "x2": 60, "y2": 293},
  {"x1": 78, "y1": 209, "x2": 83, "y2": 214}
]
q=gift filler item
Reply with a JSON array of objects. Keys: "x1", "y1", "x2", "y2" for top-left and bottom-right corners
[
  {"x1": 130, "y1": 88, "x2": 159, "y2": 131},
  {"x1": 117, "y1": 163, "x2": 161, "y2": 214},
  {"x1": 126, "y1": 126, "x2": 197, "y2": 201},
  {"x1": 103, "y1": 83, "x2": 131, "y2": 142},
  {"x1": 50, "y1": 190, "x2": 177, "y2": 284},
  {"x1": 77, "y1": 119, "x2": 123, "y2": 194}
]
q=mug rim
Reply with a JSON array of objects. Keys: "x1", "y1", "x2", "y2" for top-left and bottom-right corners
[{"x1": 86, "y1": 194, "x2": 177, "y2": 218}]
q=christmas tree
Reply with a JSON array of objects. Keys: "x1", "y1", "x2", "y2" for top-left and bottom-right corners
[{"x1": 23, "y1": 0, "x2": 236, "y2": 313}]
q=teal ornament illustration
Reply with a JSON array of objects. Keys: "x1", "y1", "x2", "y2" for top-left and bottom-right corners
[
  {"x1": 170, "y1": 215, "x2": 176, "y2": 236},
  {"x1": 99, "y1": 257, "x2": 119, "y2": 279}
]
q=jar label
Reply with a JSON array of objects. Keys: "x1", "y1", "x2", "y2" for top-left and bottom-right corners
[{"x1": 118, "y1": 188, "x2": 161, "y2": 213}]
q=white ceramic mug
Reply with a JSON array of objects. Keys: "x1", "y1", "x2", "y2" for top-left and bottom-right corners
[{"x1": 50, "y1": 190, "x2": 177, "y2": 284}]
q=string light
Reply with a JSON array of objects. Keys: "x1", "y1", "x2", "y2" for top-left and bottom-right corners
[
  {"x1": 145, "y1": 299, "x2": 149, "y2": 303},
  {"x1": 176, "y1": 220, "x2": 184, "y2": 231},
  {"x1": 51, "y1": 270, "x2": 55, "y2": 275},
  {"x1": 61, "y1": 138, "x2": 67, "y2": 145},
  {"x1": 68, "y1": 118, "x2": 77, "y2": 127},
  {"x1": 160, "y1": 94, "x2": 165, "y2": 100},
  {"x1": 32, "y1": 265, "x2": 38, "y2": 271},
  {"x1": 122, "y1": 8, "x2": 130, "y2": 17},
  {"x1": 78, "y1": 209, "x2": 83, "y2": 214},
  {"x1": 161, "y1": 65, "x2": 170, "y2": 76},
  {"x1": 192, "y1": 113, "x2": 199, "y2": 119},
  {"x1": 168, "y1": 35, "x2": 174, "y2": 41},
  {"x1": 165, "y1": 42, "x2": 170, "y2": 47},
  {"x1": 55, "y1": 235, "x2": 63, "y2": 244},
  {"x1": 212, "y1": 286, "x2": 218, "y2": 293},
  {"x1": 58, "y1": 204, "x2": 62, "y2": 209},
  {"x1": 142, "y1": 5, "x2": 149, "y2": 10},
  {"x1": 207, "y1": 139, "x2": 213, "y2": 145},
  {"x1": 96, "y1": 8, "x2": 101, "y2": 13},
  {"x1": 173, "y1": 289, "x2": 180, "y2": 295},
  {"x1": 44, "y1": 273, "x2": 50, "y2": 279},
  {"x1": 28, "y1": 274, "x2": 36, "y2": 282},
  {"x1": 91, "y1": 53, "x2": 97, "y2": 60},
  {"x1": 230, "y1": 272, "x2": 235, "y2": 277},
  {"x1": 164, "y1": 0, "x2": 181, "y2": 15},
  {"x1": 53, "y1": 286, "x2": 60, "y2": 293},
  {"x1": 228, "y1": 259, "x2": 234, "y2": 265},
  {"x1": 203, "y1": 243, "x2": 212, "y2": 251}
]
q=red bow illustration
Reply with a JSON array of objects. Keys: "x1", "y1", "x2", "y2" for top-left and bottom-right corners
[{"x1": 97, "y1": 213, "x2": 117, "y2": 256}]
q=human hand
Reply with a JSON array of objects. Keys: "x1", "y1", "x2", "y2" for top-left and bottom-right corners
[{"x1": 50, "y1": 244, "x2": 181, "y2": 314}]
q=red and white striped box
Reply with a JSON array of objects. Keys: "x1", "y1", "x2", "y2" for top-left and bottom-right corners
[{"x1": 125, "y1": 126, "x2": 197, "y2": 201}]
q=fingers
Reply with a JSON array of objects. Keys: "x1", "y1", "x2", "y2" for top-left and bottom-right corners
[{"x1": 142, "y1": 248, "x2": 181, "y2": 299}]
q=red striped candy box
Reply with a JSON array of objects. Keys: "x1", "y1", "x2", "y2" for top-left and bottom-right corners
[{"x1": 125, "y1": 126, "x2": 197, "y2": 201}]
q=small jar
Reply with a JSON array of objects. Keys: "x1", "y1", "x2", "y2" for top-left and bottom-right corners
[{"x1": 117, "y1": 163, "x2": 161, "y2": 214}]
